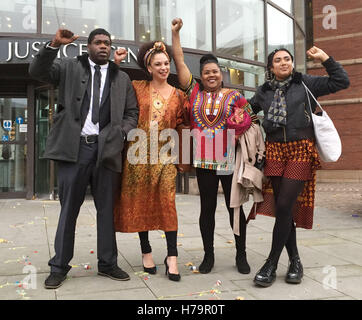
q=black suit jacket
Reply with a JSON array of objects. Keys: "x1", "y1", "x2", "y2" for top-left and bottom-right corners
[{"x1": 29, "y1": 46, "x2": 139, "y2": 173}]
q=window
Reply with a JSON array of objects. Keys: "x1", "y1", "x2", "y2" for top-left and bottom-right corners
[
  {"x1": 267, "y1": 4, "x2": 294, "y2": 55},
  {"x1": 270, "y1": 0, "x2": 292, "y2": 13},
  {"x1": 216, "y1": 0, "x2": 265, "y2": 62},
  {"x1": 219, "y1": 58, "x2": 265, "y2": 88},
  {"x1": 0, "y1": 0, "x2": 36, "y2": 33},
  {"x1": 138, "y1": 0, "x2": 212, "y2": 51},
  {"x1": 42, "y1": 0, "x2": 134, "y2": 40}
]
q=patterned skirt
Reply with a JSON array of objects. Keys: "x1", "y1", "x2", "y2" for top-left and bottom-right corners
[{"x1": 248, "y1": 139, "x2": 321, "y2": 229}]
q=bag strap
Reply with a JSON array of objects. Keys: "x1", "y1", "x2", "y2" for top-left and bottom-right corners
[{"x1": 302, "y1": 81, "x2": 325, "y2": 114}]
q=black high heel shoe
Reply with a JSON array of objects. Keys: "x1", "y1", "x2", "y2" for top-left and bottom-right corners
[
  {"x1": 142, "y1": 254, "x2": 157, "y2": 274},
  {"x1": 164, "y1": 257, "x2": 181, "y2": 282},
  {"x1": 143, "y1": 265, "x2": 157, "y2": 274}
]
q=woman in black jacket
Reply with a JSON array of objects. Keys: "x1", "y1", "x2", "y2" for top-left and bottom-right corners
[{"x1": 248, "y1": 46, "x2": 349, "y2": 287}]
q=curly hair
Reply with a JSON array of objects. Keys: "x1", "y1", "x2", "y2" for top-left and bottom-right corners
[
  {"x1": 137, "y1": 41, "x2": 173, "y2": 79},
  {"x1": 266, "y1": 48, "x2": 294, "y2": 81}
]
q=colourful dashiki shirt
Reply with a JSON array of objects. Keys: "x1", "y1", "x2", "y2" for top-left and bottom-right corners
[{"x1": 182, "y1": 75, "x2": 257, "y2": 171}]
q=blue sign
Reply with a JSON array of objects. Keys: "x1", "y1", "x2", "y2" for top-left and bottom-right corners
[
  {"x1": 3, "y1": 120, "x2": 12, "y2": 131},
  {"x1": 2, "y1": 135, "x2": 9, "y2": 142},
  {"x1": 16, "y1": 117, "x2": 24, "y2": 124}
]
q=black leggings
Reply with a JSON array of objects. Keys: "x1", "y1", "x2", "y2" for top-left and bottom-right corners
[
  {"x1": 268, "y1": 176, "x2": 305, "y2": 263},
  {"x1": 139, "y1": 231, "x2": 178, "y2": 257},
  {"x1": 196, "y1": 168, "x2": 246, "y2": 255}
]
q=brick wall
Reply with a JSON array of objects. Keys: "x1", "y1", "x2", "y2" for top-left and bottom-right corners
[{"x1": 309, "y1": 0, "x2": 362, "y2": 170}]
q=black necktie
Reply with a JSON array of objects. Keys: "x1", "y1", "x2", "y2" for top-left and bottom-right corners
[{"x1": 91, "y1": 65, "x2": 101, "y2": 124}]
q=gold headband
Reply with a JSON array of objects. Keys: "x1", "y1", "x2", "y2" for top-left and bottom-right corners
[{"x1": 143, "y1": 41, "x2": 170, "y2": 68}]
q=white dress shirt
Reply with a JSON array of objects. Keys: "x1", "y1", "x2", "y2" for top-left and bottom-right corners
[{"x1": 81, "y1": 58, "x2": 109, "y2": 136}]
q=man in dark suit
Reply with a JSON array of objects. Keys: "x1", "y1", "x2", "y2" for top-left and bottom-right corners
[{"x1": 29, "y1": 28, "x2": 139, "y2": 289}]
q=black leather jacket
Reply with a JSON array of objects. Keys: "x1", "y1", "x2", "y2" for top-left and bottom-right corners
[{"x1": 248, "y1": 57, "x2": 350, "y2": 142}]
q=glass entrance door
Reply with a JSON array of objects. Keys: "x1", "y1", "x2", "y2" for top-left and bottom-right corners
[
  {"x1": 0, "y1": 97, "x2": 27, "y2": 196},
  {"x1": 35, "y1": 86, "x2": 58, "y2": 198}
]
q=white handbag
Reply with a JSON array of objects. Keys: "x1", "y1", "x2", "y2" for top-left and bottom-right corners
[{"x1": 302, "y1": 82, "x2": 342, "y2": 162}]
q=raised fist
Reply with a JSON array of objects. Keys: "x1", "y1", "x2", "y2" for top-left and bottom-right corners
[
  {"x1": 114, "y1": 48, "x2": 127, "y2": 66},
  {"x1": 172, "y1": 18, "x2": 183, "y2": 33},
  {"x1": 51, "y1": 29, "x2": 79, "y2": 47},
  {"x1": 306, "y1": 46, "x2": 329, "y2": 63}
]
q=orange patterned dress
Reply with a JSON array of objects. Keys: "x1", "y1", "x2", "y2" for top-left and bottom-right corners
[{"x1": 114, "y1": 80, "x2": 188, "y2": 232}]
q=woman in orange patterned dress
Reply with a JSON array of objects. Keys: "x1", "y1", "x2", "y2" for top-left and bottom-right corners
[
  {"x1": 248, "y1": 47, "x2": 349, "y2": 287},
  {"x1": 113, "y1": 42, "x2": 189, "y2": 281}
]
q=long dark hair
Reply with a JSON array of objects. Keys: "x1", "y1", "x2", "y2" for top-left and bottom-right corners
[{"x1": 266, "y1": 48, "x2": 294, "y2": 81}]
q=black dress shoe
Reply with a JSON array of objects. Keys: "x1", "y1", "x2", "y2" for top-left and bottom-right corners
[
  {"x1": 44, "y1": 272, "x2": 67, "y2": 289},
  {"x1": 198, "y1": 253, "x2": 214, "y2": 274},
  {"x1": 164, "y1": 257, "x2": 181, "y2": 282},
  {"x1": 236, "y1": 252, "x2": 251, "y2": 274},
  {"x1": 143, "y1": 265, "x2": 157, "y2": 274},
  {"x1": 254, "y1": 259, "x2": 277, "y2": 287},
  {"x1": 285, "y1": 257, "x2": 303, "y2": 284},
  {"x1": 98, "y1": 266, "x2": 130, "y2": 281}
]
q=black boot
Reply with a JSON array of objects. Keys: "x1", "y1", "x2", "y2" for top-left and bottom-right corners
[
  {"x1": 254, "y1": 259, "x2": 277, "y2": 287},
  {"x1": 198, "y1": 253, "x2": 214, "y2": 274},
  {"x1": 236, "y1": 251, "x2": 250, "y2": 274},
  {"x1": 285, "y1": 256, "x2": 303, "y2": 284}
]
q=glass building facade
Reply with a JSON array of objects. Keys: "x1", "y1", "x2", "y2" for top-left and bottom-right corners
[{"x1": 0, "y1": 0, "x2": 308, "y2": 198}]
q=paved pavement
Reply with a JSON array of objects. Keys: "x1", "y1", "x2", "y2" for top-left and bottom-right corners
[{"x1": 0, "y1": 182, "x2": 361, "y2": 301}]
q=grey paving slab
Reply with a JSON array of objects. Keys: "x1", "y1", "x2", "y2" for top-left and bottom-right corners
[
  {"x1": 1, "y1": 182, "x2": 362, "y2": 300},
  {"x1": 233, "y1": 276, "x2": 344, "y2": 300}
]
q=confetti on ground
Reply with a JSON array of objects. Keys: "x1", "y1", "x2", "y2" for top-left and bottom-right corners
[
  {"x1": 185, "y1": 262, "x2": 194, "y2": 267},
  {"x1": 135, "y1": 271, "x2": 150, "y2": 277},
  {"x1": 352, "y1": 214, "x2": 360, "y2": 217},
  {"x1": 0, "y1": 282, "x2": 14, "y2": 289},
  {"x1": 90, "y1": 249, "x2": 94, "y2": 254},
  {"x1": 235, "y1": 296, "x2": 245, "y2": 300},
  {"x1": 0, "y1": 238, "x2": 9, "y2": 244},
  {"x1": 158, "y1": 288, "x2": 221, "y2": 300},
  {"x1": 16, "y1": 289, "x2": 30, "y2": 300},
  {"x1": 226, "y1": 240, "x2": 234, "y2": 244},
  {"x1": 178, "y1": 233, "x2": 184, "y2": 237},
  {"x1": 161, "y1": 234, "x2": 166, "y2": 238}
]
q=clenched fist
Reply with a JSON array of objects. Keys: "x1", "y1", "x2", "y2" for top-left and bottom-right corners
[
  {"x1": 172, "y1": 18, "x2": 183, "y2": 33},
  {"x1": 51, "y1": 29, "x2": 79, "y2": 48},
  {"x1": 306, "y1": 46, "x2": 329, "y2": 63},
  {"x1": 114, "y1": 48, "x2": 127, "y2": 66}
]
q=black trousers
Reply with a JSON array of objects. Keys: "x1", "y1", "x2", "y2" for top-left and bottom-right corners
[
  {"x1": 139, "y1": 231, "x2": 178, "y2": 257},
  {"x1": 196, "y1": 168, "x2": 247, "y2": 255},
  {"x1": 48, "y1": 140, "x2": 120, "y2": 274}
]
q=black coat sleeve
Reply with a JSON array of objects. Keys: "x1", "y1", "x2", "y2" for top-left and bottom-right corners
[
  {"x1": 247, "y1": 87, "x2": 263, "y2": 115},
  {"x1": 302, "y1": 56, "x2": 350, "y2": 98},
  {"x1": 28, "y1": 43, "x2": 63, "y2": 85},
  {"x1": 120, "y1": 75, "x2": 139, "y2": 137}
]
